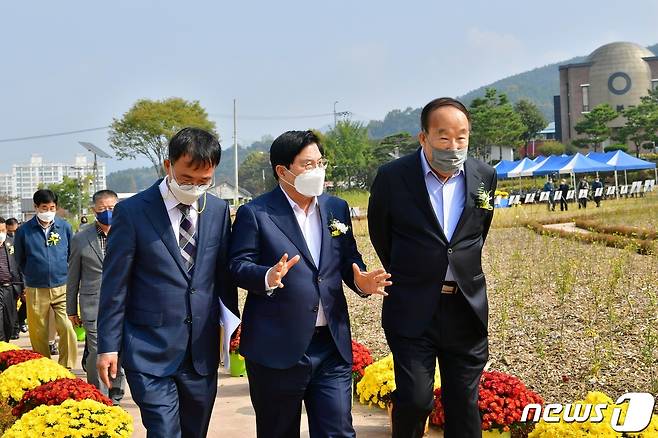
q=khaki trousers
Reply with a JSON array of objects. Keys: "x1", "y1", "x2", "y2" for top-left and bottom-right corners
[{"x1": 25, "y1": 286, "x2": 78, "y2": 368}]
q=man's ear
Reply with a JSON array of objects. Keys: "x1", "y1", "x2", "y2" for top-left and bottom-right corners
[
  {"x1": 418, "y1": 131, "x2": 426, "y2": 148},
  {"x1": 163, "y1": 159, "x2": 171, "y2": 176}
]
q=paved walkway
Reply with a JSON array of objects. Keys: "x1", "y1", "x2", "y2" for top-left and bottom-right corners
[{"x1": 10, "y1": 332, "x2": 446, "y2": 437}]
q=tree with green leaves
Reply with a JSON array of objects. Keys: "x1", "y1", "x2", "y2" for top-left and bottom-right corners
[
  {"x1": 323, "y1": 120, "x2": 372, "y2": 189},
  {"x1": 469, "y1": 88, "x2": 525, "y2": 160},
  {"x1": 514, "y1": 99, "x2": 547, "y2": 155},
  {"x1": 537, "y1": 140, "x2": 566, "y2": 156},
  {"x1": 573, "y1": 103, "x2": 618, "y2": 152},
  {"x1": 46, "y1": 175, "x2": 94, "y2": 219},
  {"x1": 616, "y1": 88, "x2": 658, "y2": 157},
  {"x1": 108, "y1": 98, "x2": 217, "y2": 177},
  {"x1": 238, "y1": 151, "x2": 277, "y2": 196}
]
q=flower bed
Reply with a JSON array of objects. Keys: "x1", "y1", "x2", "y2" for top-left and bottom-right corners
[
  {"x1": 0, "y1": 350, "x2": 42, "y2": 372},
  {"x1": 0, "y1": 357, "x2": 74, "y2": 405},
  {"x1": 528, "y1": 391, "x2": 658, "y2": 438},
  {"x1": 351, "y1": 339, "x2": 373, "y2": 384},
  {"x1": 431, "y1": 370, "x2": 543, "y2": 435},
  {"x1": 0, "y1": 344, "x2": 134, "y2": 436},
  {"x1": 356, "y1": 354, "x2": 441, "y2": 409},
  {"x1": 12, "y1": 377, "x2": 113, "y2": 417},
  {"x1": 0, "y1": 342, "x2": 19, "y2": 353},
  {"x1": 4, "y1": 399, "x2": 133, "y2": 437}
]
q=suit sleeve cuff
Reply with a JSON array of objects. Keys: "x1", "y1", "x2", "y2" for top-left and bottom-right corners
[{"x1": 264, "y1": 267, "x2": 276, "y2": 296}]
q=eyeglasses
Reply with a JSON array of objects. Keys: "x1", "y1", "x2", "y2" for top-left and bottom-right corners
[{"x1": 300, "y1": 158, "x2": 329, "y2": 171}]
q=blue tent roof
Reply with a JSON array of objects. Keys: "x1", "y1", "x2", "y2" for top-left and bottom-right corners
[
  {"x1": 588, "y1": 150, "x2": 656, "y2": 171},
  {"x1": 494, "y1": 159, "x2": 520, "y2": 179},
  {"x1": 559, "y1": 153, "x2": 614, "y2": 174},
  {"x1": 505, "y1": 157, "x2": 536, "y2": 178},
  {"x1": 528, "y1": 155, "x2": 574, "y2": 176}
]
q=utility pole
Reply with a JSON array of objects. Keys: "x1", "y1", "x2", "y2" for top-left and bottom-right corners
[
  {"x1": 233, "y1": 98, "x2": 239, "y2": 206},
  {"x1": 333, "y1": 101, "x2": 339, "y2": 128}
]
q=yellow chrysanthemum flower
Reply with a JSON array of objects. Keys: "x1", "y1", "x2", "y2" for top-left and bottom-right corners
[{"x1": 0, "y1": 357, "x2": 73, "y2": 404}]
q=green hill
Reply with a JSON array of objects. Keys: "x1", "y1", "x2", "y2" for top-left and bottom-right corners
[{"x1": 367, "y1": 43, "x2": 658, "y2": 139}]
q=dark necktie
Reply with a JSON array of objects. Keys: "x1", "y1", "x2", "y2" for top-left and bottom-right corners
[{"x1": 177, "y1": 204, "x2": 196, "y2": 272}]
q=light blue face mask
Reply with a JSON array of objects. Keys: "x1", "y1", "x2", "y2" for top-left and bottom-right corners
[{"x1": 429, "y1": 146, "x2": 468, "y2": 174}]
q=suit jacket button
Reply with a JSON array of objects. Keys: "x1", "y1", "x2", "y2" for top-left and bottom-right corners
[
  {"x1": 447, "y1": 248, "x2": 453, "y2": 254},
  {"x1": 184, "y1": 317, "x2": 192, "y2": 324},
  {"x1": 189, "y1": 288, "x2": 196, "y2": 294},
  {"x1": 317, "y1": 276, "x2": 323, "y2": 283},
  {"x1": 312, "y1": 306, "x2": 319, "y2": 312}
]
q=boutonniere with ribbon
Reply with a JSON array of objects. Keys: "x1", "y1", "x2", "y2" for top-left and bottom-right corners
[
  {"x1": 476, "y1": 182, "x2": 494, "y2": 211},
  {"x1": 47, "y1": 232, "x2": 61, "y2": 247},
  {"x1": 328, "y1": 218, "x2": 350, "y2": 237},
  {"x1": 6, "y1": 244, "x2": 14, "y2": 255}
]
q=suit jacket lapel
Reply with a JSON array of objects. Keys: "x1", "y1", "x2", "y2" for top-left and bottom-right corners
[
  {"x1": 142, "y1": 181, "x2": 190, "y2": 280},
  {"x1": 193, "y1": 196, "x2": 213, "y2": 275},
  {"x1": 317, "y1": 195, "x2": 333, "y2": 272},
  {"x1": 403, "y1": 149, "x2": 448, "y2": 245},
  {"x1": 450, "y1": 158, "x2": 480, "y2": 243},
  {"x1": 86, "y1": 226, "x2": 103, "y2": 264},
  {"x1": 267, "y1": 186, "x2": 317, "y2": 271}
]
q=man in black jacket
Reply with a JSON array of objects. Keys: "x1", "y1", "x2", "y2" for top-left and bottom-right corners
[
  {"x1": 368, "y1": 97, "x2": 496, "y2": 438},
  {"x1": 0, "y1": 217, "x2": 23, "y2": 341}
]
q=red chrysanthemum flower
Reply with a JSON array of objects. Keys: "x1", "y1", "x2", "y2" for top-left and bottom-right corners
[
  {"x1": 12, "y1": 377, "x2": 113, "y2": 417},
  {"x1": 0, "y1": 350, "x2": 43, "y2": 372}
]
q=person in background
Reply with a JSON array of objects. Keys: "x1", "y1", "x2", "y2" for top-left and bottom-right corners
[
  {"x1": 559, "y1": 179, "x2": 569, "y2": 211},
  {"x1": 5, "y1": 218, "x2": 27, "y2": 336},
  {"x1": 592, "y1": 177, "x2": 603, "y2": 208},
  {"x1": 577, "y1": 177, "x2": 589, "y2": 209},
  {"x1": 13, "y1": 189, "x2": 78, "y2": 368},
  {"x1": 543, "y1": 179, "x2": 555, "y2": 211},
  {"x1": 80, "y1": 216, "x2": 89, "y2": 228},
  {"x1": 0, "y1": 218, "x2": 22, "y2": 341},
  {"x1": 67, "y1": 190, "x2": 125, "y2": 404}
]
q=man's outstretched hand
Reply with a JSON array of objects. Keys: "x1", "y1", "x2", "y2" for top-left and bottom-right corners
[
  {"x1": 352, "y1": 264, "x2": 392, "y2": 296},
  {"x1": 266, "y1": 253, "x2": 301, "y2": 289}
]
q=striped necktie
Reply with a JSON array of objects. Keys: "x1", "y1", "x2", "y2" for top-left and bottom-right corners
[{"x1": 177, "y1": 204, "x2": 196, "y2": 272}]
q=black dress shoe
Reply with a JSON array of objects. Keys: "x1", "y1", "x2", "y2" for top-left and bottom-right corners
[
  {"x1": 10, "y1": 333, "x2": 19, "y2": 340},
  {"x1": 20, "y1": 325, "x2": 28, "y2": 333},
  {"x1": 49, "y1": 342, "x2": 59, "y2": 356}
]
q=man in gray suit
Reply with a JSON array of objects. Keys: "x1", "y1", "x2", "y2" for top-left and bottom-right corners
[{"x1": 67, "y1": 190, "x2": 125, "y2": 404}]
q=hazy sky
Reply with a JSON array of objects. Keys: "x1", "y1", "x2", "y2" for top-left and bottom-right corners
[{"x1": 1, "y1": 0, "x2": 657, "y2": 173}]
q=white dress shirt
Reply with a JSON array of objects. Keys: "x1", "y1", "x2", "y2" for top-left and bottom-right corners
[
  {"x1": 265, "y1": 186, "x2": 327, "y2": 326},
  {"x1": 419, "y1": 149, "x2": 465, "y2": 282}
]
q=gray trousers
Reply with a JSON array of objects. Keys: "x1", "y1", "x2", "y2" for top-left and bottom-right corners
[{"x1": 83, "y1": 319, "x2": 125, "y2": 404}]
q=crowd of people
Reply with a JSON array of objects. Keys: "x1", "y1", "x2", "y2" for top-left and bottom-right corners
[
  {"x1": 0, "y1": 188, "x2": 124, "y2": 404},
  {"x1": 2, "y1": 97, "x2": 499, "y2": 438}
]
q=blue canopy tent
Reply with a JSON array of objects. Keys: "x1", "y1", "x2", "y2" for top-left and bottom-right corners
[
  {"x1": 526, "y1": 155, "x2": 573, "y2": 177},
  {"x1": 587, "y1": 150, "x2": 657, "y2": 194},
  {"x1": 518, "y1": 155, "x2": 550, "y2": 177},
  {"x1": 559, "y1": 153, "x2": 614, "y2": 174},
  {"x1": 494, "y1": 159, "x2": 520, "y2": 179},
  {"x1": 505, "y1": 157, "x2": 537, "y2": 178}
]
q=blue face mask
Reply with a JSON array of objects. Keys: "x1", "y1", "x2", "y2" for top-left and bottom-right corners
[{"x1": 96, "y1": 210, "x2": 112, "y2": 226}]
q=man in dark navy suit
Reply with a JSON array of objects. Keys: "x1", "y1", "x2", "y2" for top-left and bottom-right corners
[
  {"x1": 230, "y1": 130, "x2": 391, "y2": 438},
  {"x1": 369, "y1": 98, "x2": 497, "y2": 438},
  {"x1": 97, "y1": 127, "x2": 239, "y2": 438}
]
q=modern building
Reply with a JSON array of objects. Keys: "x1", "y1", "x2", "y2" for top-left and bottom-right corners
[
  {"x1": 556, "y1": 41, "x2": 658, "y2": 147},
  {"x1": 0, "y1": 154, "x2": 107, "y2": 220}
]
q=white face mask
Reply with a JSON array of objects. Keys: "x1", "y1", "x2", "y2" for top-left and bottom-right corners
[
  {"x1": 284, "y1": 167, "x2": 326, "y2": 197},
  {"x1": 168, "y1": 168, "x2": 212, "y2": 206},
  {"x1": 37, "y1": 211, "x2": 56, "y2": 223},
  {"x1": 0, "y1": 233, "x2": 6, "y2": 244}
]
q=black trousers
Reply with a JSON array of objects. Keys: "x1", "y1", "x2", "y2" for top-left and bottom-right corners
[
  {"x1": 246, "y1": 327, "x2": 355, "y2": 438},
  {"x1": 0, "y1": 285, "x2": 17, "y2": 342},
  {"x1": 385, "y1": 290, "x2": 488, "y2": 438}
]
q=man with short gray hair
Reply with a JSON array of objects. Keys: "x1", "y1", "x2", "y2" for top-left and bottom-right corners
[{"x1": 67, "y1": 189, "x2": 124, "y2": 404}]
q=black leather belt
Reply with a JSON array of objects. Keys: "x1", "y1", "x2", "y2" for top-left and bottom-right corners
[{"x1": 441, "y1": 281, "x2": 459, "y2": 294}]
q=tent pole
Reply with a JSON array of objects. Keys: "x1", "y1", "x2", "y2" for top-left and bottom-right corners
[
  {"x1": 624, "y1": 170, "x2": 628, "y2": 186},
  {"x1": 614, "y1": 170, "x2": 619, "y2": 199}
]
